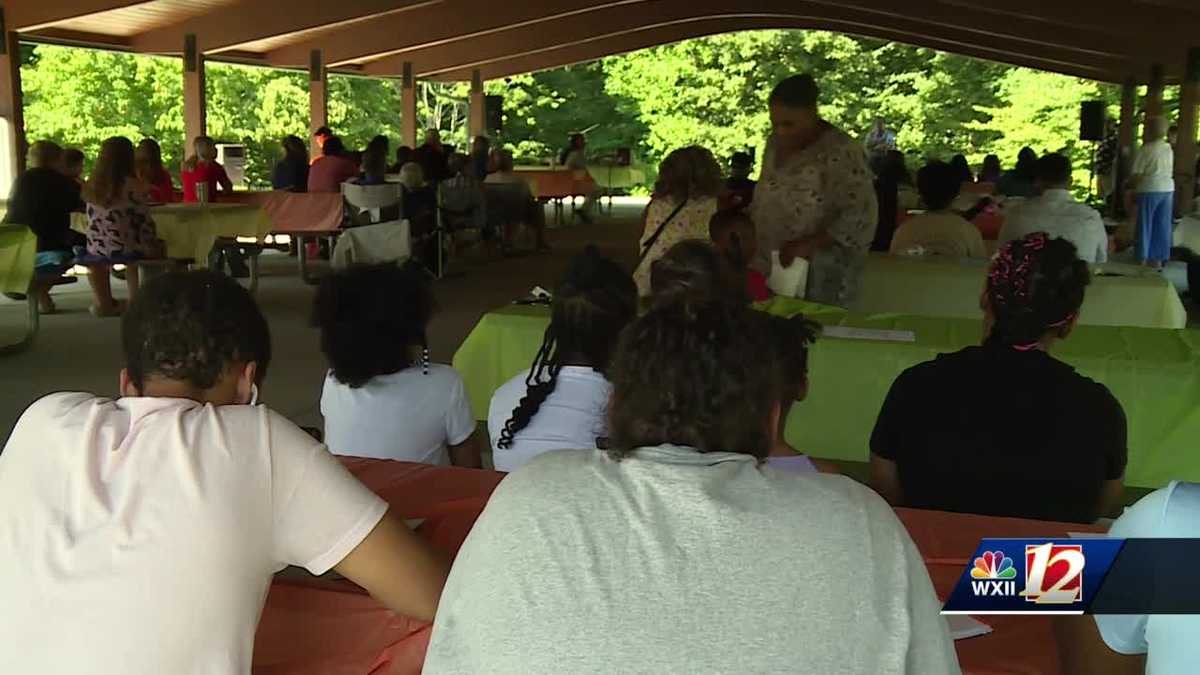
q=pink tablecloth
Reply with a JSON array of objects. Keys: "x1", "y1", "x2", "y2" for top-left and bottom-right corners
[
  {"x1": 253, "y1": 459, "x2": 1098, "y2": 674},
  {"x1": 225, "y1": 191, "x2": 345, "y2": 234},
  {"x1": 512, "y1": 168, "x2": 595, "y2": 200}
]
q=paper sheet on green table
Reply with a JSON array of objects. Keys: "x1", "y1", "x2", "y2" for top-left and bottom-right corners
[
  {"x1": 453, "y1": 302, "x2": 1200, "y2": 490},
  {"x1": 0, "y1": 224, "x2": 36, "y2": 295}
]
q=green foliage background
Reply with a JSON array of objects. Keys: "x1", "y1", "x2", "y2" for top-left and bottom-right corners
[{"x1": 21, "y1": 30, "x2": 1135, "y2": 189}]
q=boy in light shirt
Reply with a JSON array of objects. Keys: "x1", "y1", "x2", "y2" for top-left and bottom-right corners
[{"x1": 0, "y1": 270, "x2": 448, "y2": 674}]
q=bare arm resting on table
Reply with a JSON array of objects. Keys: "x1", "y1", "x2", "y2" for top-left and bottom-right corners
[
  {"x1": 333, "y1": 509, "x2": 450, "y2": 622},
  {"x1": 869, "y1": 453, "x2": 904, "y2": 506}
]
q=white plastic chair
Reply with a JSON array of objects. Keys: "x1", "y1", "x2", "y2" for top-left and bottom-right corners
[{"x1": 334, "y1": 182, "x2": 411, "y2": 268}]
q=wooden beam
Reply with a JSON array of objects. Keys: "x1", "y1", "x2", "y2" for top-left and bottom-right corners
[
  {"x1": 0, "y1": 19, "x2": 25, "y2": 190},
  {"x1": 418, "y1": 15, "x2": 1123, "y2": 84},
  {"x1": 1176, "y1": 48, "x2": 1199, "y2": 215},
  {"x1": 400, "y1": 62, "x2": 416, "y2": 148},
  {"x1": 130, "y1": 0, "x2": 435, "y2": 55},
  {"x1": 468, "y1": 69, "x2": 485, "y2": 139},
  {"x1": 309, "y1": 50, "x2": 327, "y2": 158},
  {"x1": 1116, "y1": 75, "x2": 1137, "y2": 206},
  {"x1": 364, "y1": 0, "x2": 1127, "y2": 81},
  {"x1": 1144, "y1": 62, "x2": 1166, "y2": 144},
  {"x1": 182, "y1": 33, "x2": 205, "y2": 158},
  {"x1": 5, "y1": 0, "x2": 147, "y2": 31}
]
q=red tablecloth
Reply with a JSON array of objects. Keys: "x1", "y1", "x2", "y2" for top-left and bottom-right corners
[
  {"x1": 253, "y1": 458, "x2": 1099, "y2": 674},
  {"x1": 225, "y1": 191, "x2": 345, "y2": 234}
]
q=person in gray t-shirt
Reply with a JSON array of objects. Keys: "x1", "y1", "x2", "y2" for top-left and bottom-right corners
[{"x1": 425, "y1": 300, "x2": 958, "y2": 674}]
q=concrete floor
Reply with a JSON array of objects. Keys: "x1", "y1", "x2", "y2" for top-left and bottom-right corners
[{"x1": 0, "y1": 199, "x2": 646, "y2": 447}]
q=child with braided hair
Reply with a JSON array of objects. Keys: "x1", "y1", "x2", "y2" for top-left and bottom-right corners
[
  {"x1": 487, "y1": 247, "x2": 637, "y2": 472},
  {"x1": 870, "y1": 232, "x2": 1128, "y2": 523}
]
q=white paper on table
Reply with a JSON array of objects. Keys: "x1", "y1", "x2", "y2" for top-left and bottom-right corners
[
  {"x1": 822, "y1": 326, "x2": 916, "y2": 343},
  {"x1": 767, "y1": 250, "x2": 808, "y2": 298},
  {"x1": 945, "y1": 614, "x2": 993, "y2": 641}
]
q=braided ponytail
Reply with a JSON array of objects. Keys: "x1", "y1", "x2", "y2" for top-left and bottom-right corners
[
  {"x1": 497, "y1": 247, "x2": 637, "y2": 450},
  {"x1": 985, "y1": 233, "x2": 1090, "y2": 350}
]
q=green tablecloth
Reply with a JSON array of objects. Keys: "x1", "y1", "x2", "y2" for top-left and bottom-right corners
[
  {"x1": 587, "y1": 165, "x2": 646, "y2": 190},
  {"x1": 859, "y1": 253, "x2": 1186, "y2": 329},
  {"x1": 0, "y1": 224, "x2": 36, "y2": 295},
  {"x1": 452, "y1": 300, "x2": 1200, "y2": 489}
]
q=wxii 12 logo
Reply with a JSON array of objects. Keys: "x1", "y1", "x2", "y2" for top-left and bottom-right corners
[{"x1": 969, "y1": 543, "x2": 1085, "y2": 604}]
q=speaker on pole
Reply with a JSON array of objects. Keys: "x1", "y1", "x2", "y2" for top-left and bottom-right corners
[
  {"x1": 484, "y1": 95, "x2": 503, "y2": 133},
  {"x1": 1080, "y1": 101, "x2": 1106, "y2": 141}
]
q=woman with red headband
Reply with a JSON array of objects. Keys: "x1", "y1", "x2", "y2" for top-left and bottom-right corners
[{"x1": 868, "y1": 232, "x2": 1127, "y2": 523}]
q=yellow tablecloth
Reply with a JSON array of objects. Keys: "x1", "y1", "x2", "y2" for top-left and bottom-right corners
[
  {"x1": 72, "y1": 203, "x2": 273, "y2": 267},
  {"x1": 588, "y1": 164, "x2": 646, "y2": 190},
  {"x1": 0, "y1": 224, "x2": 35, "y2": 295},
  {"x1": 149, "y1": 203, "x2": 273, "y2": 267},
  {"x1": 858, "y1": 253, "x2": 1186, "y2": 329},
  {"x1": 453, "y1": 301, "x2": 1200, "y2": 490}
]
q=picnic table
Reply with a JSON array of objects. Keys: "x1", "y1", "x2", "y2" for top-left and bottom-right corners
[
  {"x1": 453, "y1": 301, "x2": 1200, "y2": 489},
  {"x1": 253, "y1": 456, "x2": 1099, "y2": 674}
]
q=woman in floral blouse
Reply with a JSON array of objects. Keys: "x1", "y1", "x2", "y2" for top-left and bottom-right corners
[
  {"x1": 83, "y1": 136, "x2": 162, "y2": 317},
  {"x1": 749, "y1": 74, "x2": 877, "y2": 308},
  {"x1": 633, "y1": 146, "x2": 723, "y2": 297}
]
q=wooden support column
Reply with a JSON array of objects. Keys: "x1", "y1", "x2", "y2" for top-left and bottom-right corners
[
  {"x1": 183, "y1": 34, "x2": 206, "y2": 157},
  {"x1": 468, "y1": 69, "x2": 485, "y2": 141},
  {"x1": 401, "y1": 62, "x2": 417, "y2": 148},
  {"x1": 1143, "y1": 63, "x2": 1165, "y2": 141},
  {"x1": 1115, "y1": 75, "x2": 1138, "y2": 209},
  {"x1": 0, "y1": 14, "x2": 24, "y2": 192},
  {"x1": 1176, "y1": 48, "x2": 1200, "y2": 215},
  {"x1": 309, "y1": 49, "x2": 327, "y2": 158}
]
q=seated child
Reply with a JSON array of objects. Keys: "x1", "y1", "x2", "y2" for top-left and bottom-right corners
[
  {"x1": 710, "y1": 209, "x2": 770, "y2": 302},
  {"x1": 0, "y1": 270, "x2": 447, "y2": 672},
  {"x1": 314, "y1": 262, "x2": 483, "y2": 467},
  {"x1": 489, "y1": 248, "x2": 637, "y2": 471}
]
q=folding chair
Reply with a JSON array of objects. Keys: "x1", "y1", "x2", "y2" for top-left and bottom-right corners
[
  {"x1": 437, "y1": 178, "x2": 488, "y2": 275},
  {"x1": 335, "y1": 182, "x2": 412, "y2": 269}
]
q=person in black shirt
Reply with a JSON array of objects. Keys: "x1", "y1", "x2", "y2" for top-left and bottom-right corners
[
  {"x1": 3, "y1": 140, "x2": 85, "y2": 312},
  {"x1": 869, "y1": 232, "x2": 1127, "y2": 523},
  {"x1": 270, "y1": 136, "x2": 308, "y2": 192},
  {"x1": 414, "y1": 129, "x2": 449, "y2": 184}
]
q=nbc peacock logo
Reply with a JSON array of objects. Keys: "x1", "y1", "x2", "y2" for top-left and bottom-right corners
[{"x1": 970, "y1": 550, "x2": 1018, "y2": 597}]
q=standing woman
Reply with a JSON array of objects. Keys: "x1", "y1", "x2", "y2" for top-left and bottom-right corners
[
  {"x1": 749, "y1": 74, "x2": 877, "y2": 307},
  {"x1": 82, "y1": 136, "x2": 161, "y2": 317},
  {"x1": 632, "y1": 146, "x2": 723, "y2": 297},
  {"x1": 1131, "y1": 116, "x2": 1176, "y2": 269},
  {"x1": 135, "y1": 139, "x2": 175, "y2": 203}
]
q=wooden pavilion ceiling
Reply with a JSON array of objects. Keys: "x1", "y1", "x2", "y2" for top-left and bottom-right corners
[{"x1": 5, "y1": 0, "x2": 1197, "y2": 83}]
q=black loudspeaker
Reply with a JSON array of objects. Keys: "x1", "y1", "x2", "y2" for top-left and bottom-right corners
[
  {"x1": 1080, "y1": 101, "x2": 1106, "y2": 141},
  {"x1": 484, "y1": 95, "x2": 503, "y2": 133},
  {"x1": 616, "y1": 148, "x2": 631, "y2": 166}
]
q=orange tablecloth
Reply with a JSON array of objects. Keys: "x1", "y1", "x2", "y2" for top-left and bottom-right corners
[
  {"x1": 253, "y1": 458, "x2": 1098, "y2": 674},
  {"x1": 252, "y1": 458, "x2": 503, "y2": 675},
  {"x1": 225, "y1": 191, "x2": 345, "y2": 234},
  {"x1": 512, "y1": 168, "x2": 595, "y2": 200}
]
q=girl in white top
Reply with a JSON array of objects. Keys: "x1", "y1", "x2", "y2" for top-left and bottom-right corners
[
  {"x1": 315, "y1": 263, "x2": 482, "y2": 467},
  {"x1": 489, "y1": 247, "x2": 637, "y2": 472}
]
